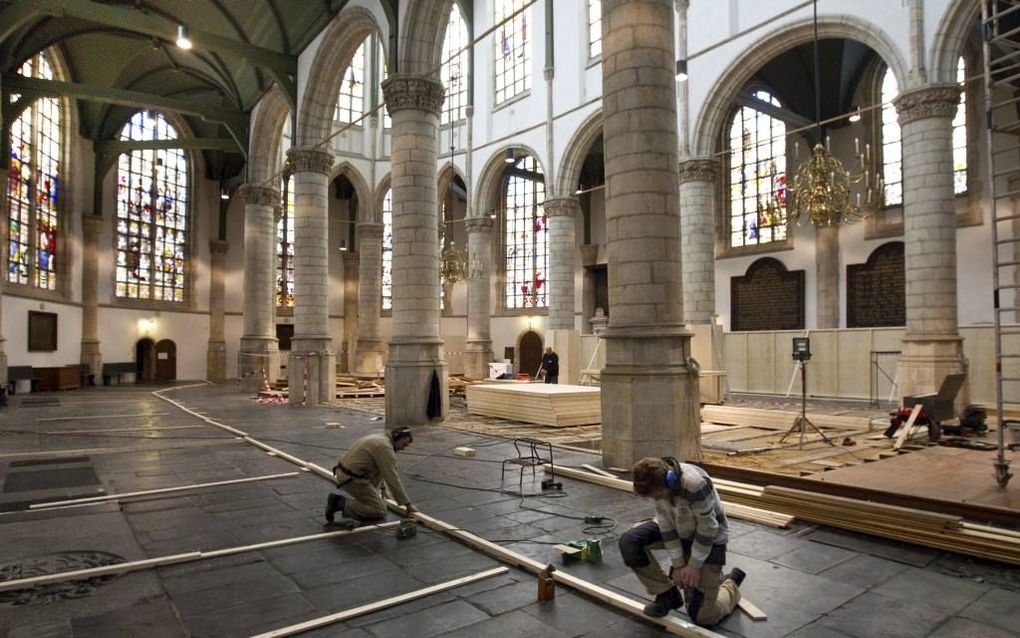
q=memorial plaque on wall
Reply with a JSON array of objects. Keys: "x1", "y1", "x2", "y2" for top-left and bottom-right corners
[
  {"x1": 731, "y1": 258, "x2": 805, "y2": 331},
  {"x1": 28, "y1": 311, "x2": 58, "y2": 351},
  {"x1": 847, "y1": 242, "x2": 905, "y2": 328}
]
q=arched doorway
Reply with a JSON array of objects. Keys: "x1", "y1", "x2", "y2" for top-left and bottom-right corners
[
  {"x1": 518, "y1": 331, "x2": 543, "y2": 378},
  {"x1": 135, "y1": 338, "x2": 155, "y2": 381},
  {"x1": 155, "y1": 340, "x2": 177, "y2": 382}
]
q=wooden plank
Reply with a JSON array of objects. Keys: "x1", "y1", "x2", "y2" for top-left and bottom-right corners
[
  {"x1": 252, "y1": 567, "x2": 509, "y2": 638},
  {"x1": 893, "y1": 405, "x2": 923, "y2": 451},
  {"x1": 580, "y1": 464, "x2": 617, "y2": 478},
  {"x1": 35, "y1": 412, "x2": 171, "y2": 422},
  {"x1": 0, "y1": 439, "x2": 244, "y2": 460},
  {"x1": 737, "y1": 598, "x2": 767, "y2": 621}
]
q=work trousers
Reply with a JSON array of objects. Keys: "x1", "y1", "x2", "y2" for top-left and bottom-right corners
[
  {"x1": 619, "y1": 520, "x2": 740, "y2": 627},
  {"x1": 333, "y1": 470, "x2": 386, "y2": 521}
]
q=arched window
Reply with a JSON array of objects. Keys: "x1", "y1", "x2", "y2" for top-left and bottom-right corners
[
  {"x1": 277, "y1": 118, "x2": 295, "y2": 307},
  {"x1": 115, "y1": 111, "x2": 188, "y2": 302},
  {"x1": 8, "y1": 52, "x2": 61, "y2": 290},
  {"x1": 588, "y1": 0, "x2": 602, "y2": 59},
  {"x1": 881, "y1": 67, "x2": 902, "y2": 206},
  {"x1": 503, "y1": 155, "x2": 547, "y2": 309},
  {"x1": 377, "y1": 40, "x2": 391, "y2": 129},
  {"x1": 952, "y1": 56, "x2": 967, "y2": 194},
  {"x1": 494, "y1": 0, "x2": 530, "y2": 105},
  {"x1": 441, "y1": 3, "x2": 470, "y2": 125},
  {"x1": 382, "y1": 188, "x2": 393, "y2": 311},
  {"x1": 336, "y1": 39, "x2": 366, "y2": 123},
  {"x1": 728, "y1": 90, "x2": 787, "y2": 248}
]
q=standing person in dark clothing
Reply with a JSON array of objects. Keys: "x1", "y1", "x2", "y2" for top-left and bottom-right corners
[
  {"x1": 541, "y1": 346, "x2": 559, "y2": 384},
  {"x1": 324, "y1": 428, "x2": 417, "y2": 526}
]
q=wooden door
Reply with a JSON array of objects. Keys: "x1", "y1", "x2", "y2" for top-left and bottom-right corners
[
  {"x1": 155, "y1": 340, "x2": 177, "y2": 382},
  {"x1": 519, "y1": 331, "x2": 543, "y2": 378},
  {"x1": 136, "y1": 338, "x2": 155, "y2": 381}
]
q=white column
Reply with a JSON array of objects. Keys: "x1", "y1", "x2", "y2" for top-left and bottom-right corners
[
  {"x1": 238, "y1": 185, "x2": 280, "y2": 390},
  {"x1": 80, "y1": 214, "x2": 103, "y2": 384},
  {"x1": 815, "y1": 225, "x2": 840, "y2": 329},
  {"x1": 465, "y1": 216, "x2": 494, "y2": 380},
  {"x1": 355, "y1": 221, "x2": 385, "y2": 376}
]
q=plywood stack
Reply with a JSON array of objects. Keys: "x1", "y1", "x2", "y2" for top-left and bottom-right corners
[
  {"x1": 702, "y1": 405, "x2": 871, "y2": 432},
  {"x1": 466, "y1": 384, "x2": 601, "y2": 427}
]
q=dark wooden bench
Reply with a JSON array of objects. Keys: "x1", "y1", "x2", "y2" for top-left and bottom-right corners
[
  {"x1": 101, "y1": 362, "x2": 136, "y2": 385},
  {"x1": 7, "y1": 366, "x2": 33, "y2": 393}
]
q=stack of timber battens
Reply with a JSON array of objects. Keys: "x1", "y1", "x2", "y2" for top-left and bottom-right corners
[
  {"x1": 702, "y1": 405, "x2": 870, "y2": 431},
  {"x1": 466, "y1": 385, "x2": 601, "y2": 426}
]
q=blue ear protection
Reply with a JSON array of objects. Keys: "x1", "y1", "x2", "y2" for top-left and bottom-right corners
[{"x1": 665, "y1": 470, "x2": 678, "y2": 490}]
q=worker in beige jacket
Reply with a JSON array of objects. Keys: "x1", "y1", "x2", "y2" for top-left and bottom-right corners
[{"x1": 325, "y1": 428, "x2": 417, "y2": 525}]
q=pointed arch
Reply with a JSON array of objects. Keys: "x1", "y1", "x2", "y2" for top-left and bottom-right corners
[
  {"x1": 398, "y1": 0, "x2": 454, "y2": 76},
  {"x1": 330, "y1": 161, "x2": 373, "y2": 222},
  {"x1": 473, "y1": 143, "x2": 547, "y2": 218},
  {"x1": 437, "y1": 161, "x2": 467, "y2": 209},
  {"x1": 930, "y1": 0, "x2": 980, "y2": 86},
  {"x1": 248, "y1": 85, "x2": 292, "y2": 186},
  {"x1": 556, "y1": 109, "x2": 603, "y2": 198}
]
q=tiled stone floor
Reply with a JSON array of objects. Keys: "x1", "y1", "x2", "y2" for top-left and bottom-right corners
[{"x1": 0, "y1": 384, "x2": 1017, "y2": 637}]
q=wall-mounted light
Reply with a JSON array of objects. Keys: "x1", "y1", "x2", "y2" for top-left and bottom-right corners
[
  {"x1": 848, "y1": 107, "x2": 862, "y2": 123},
  {"x1": 489, "y1": 210, "x2": 497, "y2": 220},
  {"x1": 338, "y1": 239, "x2": 348, "y2": 252},
  {"x1": 176, "y1": 25, "x2": 193, "y2": 50},
  {"x1": 220, "y1": 187, "x2": 230, "y2": 200},
  {"x1": 504, "y1": 148, "x2": 515, "y2": 164},
  {"x1": 138, "y1": 318, "x2": 157, "y2": 335},
  {"x1": 675, "y1": 59, "x2": 688, "y2": 82}
]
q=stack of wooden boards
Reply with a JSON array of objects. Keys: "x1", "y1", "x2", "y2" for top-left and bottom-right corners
[
  {"x1": 702, "y1": 405, "x2": 873, "y2": 432},
  {"x1": 466, "y1": 384, "x2": 602, "y2": 427},
  {"x1": 551, "y1": 465, "x2": 1020, "y2": 566},
  {"x1": 336, "y1": 375, "x2": 384, "y2": 399}
]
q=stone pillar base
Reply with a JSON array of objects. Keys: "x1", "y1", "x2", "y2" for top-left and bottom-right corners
[
  {"x1": 80, "y1": 340, "x2": 102, "y2": 386},
  {"x1": 550, "y1": 329, "x2": 581, "y2": 385},
  {"x1": 355, "y1": 338, "x2": 387, "y2": 378},
  {"x1": 288, "y1": 338, "x2": 335, "y2": 405},
  {"x1": 207, "y1": 341, "x2": 227, "y2": 383},
  {"x1": 239, "y1": 337, "x2": 280, "y2": 392},
  {"x1": 898, "y1": 336, "x2": 968, "y2": 414},
  {"x1": 600, "y1": 329, "x2": 701, "y2": 468},
  {"x1": 464, "y1": 339, "x2": 494, "y2": 380},
  {"x1": 386, "y1": 338, "x2": 448, "y2": 425}
]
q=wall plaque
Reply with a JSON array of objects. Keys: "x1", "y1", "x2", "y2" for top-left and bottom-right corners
[
  {"x1": 847, "y1": 242, "x2": 905, "y2": 328},
  {"x1": 28, "y1": 311, "x2": 58, "y2": 352},
  {"x1": 731, "y1": 258, "x2": 805, "y2": 331}
]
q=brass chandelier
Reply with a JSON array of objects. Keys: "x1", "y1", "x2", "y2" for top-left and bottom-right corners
[
  {"x1": 438, "y1": 222, "x2": 468, "y2": 285},
  {"x1": 784, "y1": 0, "x2": 881, "y2": 227}
]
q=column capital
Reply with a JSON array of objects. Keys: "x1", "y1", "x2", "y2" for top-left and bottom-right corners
[
  {"x1": 209, "y1": 239, "x2": 229, "y2": 255},
  {"x1": 464, "y1": 216, "x2": 494, "y2": 233},
  {"x1": 286, "y1": 147, "x2": 335, "y2": 175},
  {"x1": 357, "y1": 221, "x2": 384, "y2": 238},
  {"x1": 543, "y1": 197, "x2": 580, "y2": 218},
  {"x1": 678, "y1": 158, "x2": 719, "y2": 183},
  {"x1": 894, "y1": 84, "x2": 960, "y2": 125},
  {"x1": 382, "y1": 74, "x2": 445, "y2": 116},
  {"x1": 239, "y1": 184, "x2": 280, "y2": 206}
]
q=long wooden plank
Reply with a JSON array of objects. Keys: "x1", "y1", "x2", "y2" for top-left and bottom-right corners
[
  {"x1": 737, "y1": 598, "x2": 767, "y2": 621},
  {"x1": 0, "y1": 439, "x2": 244, "y2": 460},
  {"x1": 252, "y1": 567, "x2": 509, "y2": 637},
  {"x1": 893, "y1": 405, "x2": 923, "y2": 450}
]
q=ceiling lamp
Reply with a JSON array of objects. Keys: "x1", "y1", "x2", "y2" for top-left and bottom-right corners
[
  {"x1": 785, "y1": 1, "x2": 879, "y2": 227},
  {"x1": 675, "y1": 59, "x2": 688, "y2": 82},
  {"x1": 176, "y1": 25, "x2": 193, "y2": 50},
  {"x1": 504, "y1": 148, "x2": 515, "y2": 164}
]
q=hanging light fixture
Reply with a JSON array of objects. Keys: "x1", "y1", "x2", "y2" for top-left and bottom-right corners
[
  {"x1": 784, "y1": 0, "x2": 880, "y2": 227},
  {"x1": 504, "y1": 148, "x2": 516, "y2": 164},
  {"x1": 438, "y1": 219, "x2": 468, "y2": 285},
  {"x1": 175, "y1": 25, "x2": 192, "y2": 50}
]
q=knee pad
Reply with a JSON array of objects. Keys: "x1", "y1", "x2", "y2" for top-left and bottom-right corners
[{"x1": 618, "y1": 531, "x2": 650, "y2": 568}]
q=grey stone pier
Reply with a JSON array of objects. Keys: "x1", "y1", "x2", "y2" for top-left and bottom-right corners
[
  {"x1": 544, "y1": 196, "x2": 581, "y2": 383},
  {"x1": 286, "y1": 148, "x2": 337, "y2": 405},
  {"x1": 355, "y1": 221, "x2": 386, "y2": 376},
  {"x1": 600, "y1": 0, "x2": 701, "y2": 467},
  {"x1": 80, "y1": 213, "x2": 103, "y2": 385},
  {"x1": 381, "y1": 74, "x2": 448, "y2": 424},
  {"x1": 816, "y1": 225, "x2": 840, "y2": 329},
  {"x1": 894, "y1": 84, "x2": 968, "y2": 408},
  {"x1": 238, "y1": 185, "x2": 281, "y2": 391},
  {"x1": 207, "y1": 239, "x2": 228, "y2": 382},
  {"x1": 465, "y1": 215, "x2": 494, "y2": 380},
  {"x1": 340, "y1": 250, "x2": 359, "y2": 373}
]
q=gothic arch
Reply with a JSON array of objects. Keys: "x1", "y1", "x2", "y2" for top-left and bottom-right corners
[
  {"x1": 437, "y1": 161, "x2": 466, "y2": 209},
  {"x1": 330, "y1": 161, "x2": 373, "y2": 221},
  {"x1": 556, "y1": 109, "x2": 603, "y2": 198},
  {"x1": 930, "y1": 0, "x2": 980, "y2": 86},
  {"x1": 692, "y1": 16, "x2": 910, "y2": 157},
  {"x1": 398, "y1": 0, "x2": 454, "y2": 76},
  {"x1": 248, "y1": 85, "x2": 291, "y2": 186},
  {"x1": 374, "y1": 173, "x2": 392, "y2": 224},
  {"x1": 297, "y1": 6, "x2": 385, "y2": 148},
  {"x1": 473, "y1": 144, "x2": 548, "y2": 220}
]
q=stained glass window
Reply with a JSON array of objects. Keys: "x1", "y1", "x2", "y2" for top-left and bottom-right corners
[
  {"x1": 378, "y1": 41, "x2": 392, "y2": 129},
  {"x1": 503, "y1": 155, "x2": 547, "y2": 309},
  {"x1": 336, "y1": 39, "x2": 366, "y2": 123},
  {"x1": 881, "y1": 67, "x2": 902, "y2": 207},
  {"x1": 441, "y1": 3, "x2": 470, "y2": 125},
  {"x1": 728, "y1": 90, "x2": 787, "y2": 248},
  {"x1": 952, "y1": 56, "x2": 967, "y2": 195},
  {"x1": 382, "y1": 188, "x2": 393, "y2": 310},
  {"x1": 494, "y1": 0, "x2": 530, "y2": 105},
  {"x1": 277, "y1": 118, "x2": 295, "y2": 307},
  {"x1": 7, "y1": 52, "x2": 61, "y2": 290},
  {"x1": 588, "y1": 0, "x2": 602, "y2": 59},
  {"x1": 115, "y1": 111, "x2": 188, "y2": 302}
]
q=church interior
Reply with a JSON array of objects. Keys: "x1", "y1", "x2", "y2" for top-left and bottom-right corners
[{"x1": 0, "y1": 1, "x2": 1018, "y2": 636}]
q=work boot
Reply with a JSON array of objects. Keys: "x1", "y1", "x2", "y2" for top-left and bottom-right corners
[
  {"x1": 725, "y1": 567, "x2": 746, "y2": 587},
  {"x1": 643, "y1": 586, "x2": 684, "y2": 618},
  {"x1": 325, "y1": 493, "x2": 345, "y2": 524}
]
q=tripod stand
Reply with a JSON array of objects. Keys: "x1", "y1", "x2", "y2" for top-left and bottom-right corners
[{"x1": 778, "y1": 360, "x2": 836, "y2": 449}]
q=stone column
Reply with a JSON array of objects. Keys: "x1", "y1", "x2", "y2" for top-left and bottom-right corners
[
  {"x1": 238, "y1": 185, "x2": 280, "y2": 390},
  {"x1": 286, "y1": 148, "x2": 336, "y2": 405},
  {"x1": 381, "y1": 74, "x2": 448, "y2": 423},
  {"x1": 600, "y1": 0, "x2": 700, "y2": 466},
  {"x1": 815, "y1": 225, "x2": 840, "y2": 329},
  {"x1": 80, "y1": 214, "x2": 103, "y2": 385},
  {"x1": 207, "y1": 239, "x2": 228, "y2": 382},
  {"x1": 340, "y1": 251, "x2": 359, "y2": 373},
  {"x1": 894, "y1": 85, "x2": 967, "y2": 406},
  {"x1": 544, "y1": 196, "x2": 581, "y2": 383},
  {"x1": 355, "y1": 221, "x2": 385, "y2": 376},
  {"x1": 465, "y1": 216, "x2": 494, "y2": 380}
]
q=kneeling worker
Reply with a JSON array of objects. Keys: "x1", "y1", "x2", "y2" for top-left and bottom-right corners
[
  {"x1": 619, "y1": 457, "x2": 745, "y2": 626},
  {"x1": 325, "y1": 427, "x2": 417, "y2": 525}
]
